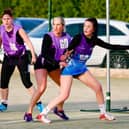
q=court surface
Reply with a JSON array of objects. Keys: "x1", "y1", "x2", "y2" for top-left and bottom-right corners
[{"x1": 0, "y1": 68, "x2": 129, "y2": 129}]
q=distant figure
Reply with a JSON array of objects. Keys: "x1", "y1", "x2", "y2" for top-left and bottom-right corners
[{"x1": 0, "y1": 8, "x2": 43, "y2": 112}]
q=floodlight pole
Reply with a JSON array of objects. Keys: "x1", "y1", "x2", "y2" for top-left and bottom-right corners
[
  {"x1": 48, "y1": 0, "x2": 52, "y2": 31},
  {"x1": 106, "y1": 0, "x2": 111, "y2": 112}
]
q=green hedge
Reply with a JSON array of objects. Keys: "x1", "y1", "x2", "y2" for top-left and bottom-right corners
[{"x1": 0, "y1": 0, "x2": 129, "y2": 22}]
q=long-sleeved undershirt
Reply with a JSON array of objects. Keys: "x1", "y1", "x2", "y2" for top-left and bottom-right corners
[
  {"x1": 67, "y1": 33, "x2": 129, "y2": 51},
  {"x1": 40, "y1": 34, "x2": 59, "y2": 66},
  {"x1": 40, "y1": 33, "x2": 129, "y2": 65}
]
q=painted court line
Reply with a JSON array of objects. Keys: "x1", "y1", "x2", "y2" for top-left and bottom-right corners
[
  {"x1": 0, "y1": 120, "x2": 25, "y2": 124},
  {"x1": 0, "y1": 113, "x2": 97, "y2": 125}
]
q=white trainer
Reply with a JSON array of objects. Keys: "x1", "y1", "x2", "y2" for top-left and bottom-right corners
[
  {"x1": 36, "y1": 114, "x2": 51, "y2": 124},
  {"x1": 99, "y1": 113, "x2": 115, "y2": 121}
]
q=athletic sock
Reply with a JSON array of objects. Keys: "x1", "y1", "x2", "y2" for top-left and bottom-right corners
[
  {"x1": 1, "y1": 100, "x2": 8, "y2": 105},
  {"x1": 36, "y1": 101, "x2": 42, "y2": 105},
  {"x1": 1, "y1": 102, "x2": 7, "y2": 107},
  {"x1": 99, "y1": 104, "x2": 106, "y2": 114},
  {"x1": 40, "y1": 106, "x2": 50, "y2": 115}
]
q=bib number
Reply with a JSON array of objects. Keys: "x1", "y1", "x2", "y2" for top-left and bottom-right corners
[
  {"x1": 79, "y1": 54, "x2": 89, "y2": 61},
  {"x1": 10, "y1": 42, "x2": 18, "y2": 51},
  {"x1": 60, "y1": 38, "x2": 68, "y2": 49}
]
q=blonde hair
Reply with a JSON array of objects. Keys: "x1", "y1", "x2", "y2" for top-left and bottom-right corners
[{"x1": 52, "y1": 17, "x2": 65, "y2": 25}]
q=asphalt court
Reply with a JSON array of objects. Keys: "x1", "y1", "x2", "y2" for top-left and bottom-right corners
[
  {"x1": 0, "y1": 68, "x2": 129, "y2": 129},
  {"x1": 0, "y1": 110, "x2": 129, "y2": 129}
]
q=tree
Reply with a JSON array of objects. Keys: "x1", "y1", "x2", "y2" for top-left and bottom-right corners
[{"x1": 0, "y1": 0, "x2": 128, "y2": 22}]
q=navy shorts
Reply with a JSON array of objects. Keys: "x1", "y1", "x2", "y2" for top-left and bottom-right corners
[{"x1": 34, "y1": 55, "x2": 59, "y2": 72}]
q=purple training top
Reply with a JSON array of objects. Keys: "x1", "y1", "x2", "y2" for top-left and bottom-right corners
[
  {"x1": 48, "y1": 32, "x2": 72, "y2": 61},
  {"x1": 0, "y1": 24, "x2": 25, "y2": 56}
]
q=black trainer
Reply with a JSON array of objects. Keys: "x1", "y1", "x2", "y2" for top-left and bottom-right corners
[
  {"x1": 24, "y1": 112, "x2": 33, "y2": 122},
  {"x1": 53, "y1": 107, "x2": 69, "y2": 120}
]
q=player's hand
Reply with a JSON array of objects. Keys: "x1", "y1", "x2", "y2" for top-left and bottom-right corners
[{"x1": 59, "y1": 61, "x2": 67, "y2": 69}]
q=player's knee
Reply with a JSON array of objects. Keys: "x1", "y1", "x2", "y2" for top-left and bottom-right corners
[
  {"x1": 37, "y1": 86, "x2": 46, "y2": 95},
  {"x1": 0, "y1": 85, "x2": 8, "y2": 89},
  {"x1": 95, "y1": 84, "x2": 102, "y2": 94},
  {"x1": 24, "y1": 83, "x2": 33, "y2": 89},
  {"x1": 21, "y1": 72, "x2": 33, "y2": 88},
  {"x1": 0, "y1": 81, "x2": 8, "y2": 89},
  {"x1": 23, "y1": 78, "x2": 33, "y2": 88}
]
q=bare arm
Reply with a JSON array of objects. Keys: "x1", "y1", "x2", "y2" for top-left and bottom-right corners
[{"x1": 18, "y1": 28, "x2": 36, "y2": 64}]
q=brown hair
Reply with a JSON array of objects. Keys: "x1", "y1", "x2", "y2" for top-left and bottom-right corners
[
  {"x1": 1, "y1": 8, "x2": 13, "y2": 17},
  {"x1": 85, "y1": 18, "x2": 98, "y2": 37}
]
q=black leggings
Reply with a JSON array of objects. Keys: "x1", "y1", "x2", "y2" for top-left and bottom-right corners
[{"x1": 0, "y1": 53, "x2": 33, "y2": 89}]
